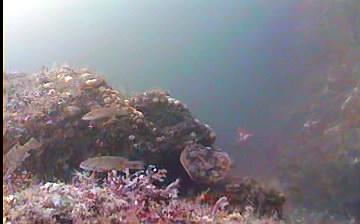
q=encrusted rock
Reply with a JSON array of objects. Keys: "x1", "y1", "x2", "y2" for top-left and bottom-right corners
[
  {"x1": 180, "y1": 143, "x2": 231, "y2": 185},
  {"x1": 4, "y1": 66, "x2": 286, "y2": 217}
]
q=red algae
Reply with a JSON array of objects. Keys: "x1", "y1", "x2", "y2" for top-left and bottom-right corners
[{"x1": 3, "y1": 168, "x2": 282, "y2": 224}]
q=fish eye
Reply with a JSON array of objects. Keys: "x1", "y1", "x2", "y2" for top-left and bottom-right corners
[{"x1": 146, "y1": 165, "x2": 158, "y2": 174}]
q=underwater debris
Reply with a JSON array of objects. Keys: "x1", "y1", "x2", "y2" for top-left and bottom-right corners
[{"x1": 79, "y1": 156, "x2": 145, "y2": 172}]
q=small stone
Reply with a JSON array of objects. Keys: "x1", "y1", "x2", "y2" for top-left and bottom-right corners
[
  {"x1": 43, "y1": 82, "x2": 54, "y2": 89},
  {"x1": 152, "y1": 97, "x2": 159, "y2": 103},
  {"x1": 61, "y1": 63, "x2": 71, "y2": 70},
  {"x1": 111, "y1": 90, "x2": 120, "y2": 95},
  {"x1": 156, "y1": 136, "x2": 165, "y2": 142},
  {"x1": 48, "y1": 89, "x2": 56, "y2": 96},
  {"x1": 62, "y1": 91, "x2": 71, "y2": 97},
  {"x1": 81, "y1": 73, "x2": 92, "y2": 79},
  {"x1": 104, "y1": 97, "x2": 112, "y2": 104},
  {"x1": 135, "y1": 111, "x2": 144, "y2": 118},
  {"x1": 174, "y1": 100, "x2": 181, "y2": 106},
  {"x1": 168, "y1": 98, "x2": 175, "y2": 104},
  {"x1": 79, "y1": 68, "x2": 91, "y2": 74},
  {"x1": 129, "y1": 135, "x2": 136, "y2": 141},
  {"x1": 86, "y1": 79, "x2": 98, "y2": 86},
  {"x1": 98, "y1": 86, "x2": 106, "y2": 92},
  {"x1": 64, "y1": 76, "x2": 73, "y2": 83},
  {"x1": 209, "y1": 131, "x2": 216, "y2": 142},
  {"x1": 190, "y1": 132, "x2": 197, "y2": 138}
]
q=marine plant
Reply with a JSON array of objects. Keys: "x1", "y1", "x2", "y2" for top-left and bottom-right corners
[{"x1": 3, "y1": 167, "x2": 281, "y2": 224}]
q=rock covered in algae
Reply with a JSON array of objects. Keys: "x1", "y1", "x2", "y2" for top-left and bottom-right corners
[
  {"x1": 4, "y1": 65, "x2": 285, "y2": 217},
  {"x1": 3, "y1": 66, "x2": 221, "y2": 182},
  {"x1": 180, "y1": 143, "x2": 231, "y2": 185},
  {"x1": 223, "y1": 176, "x2": 286, "y2": 217},
  {"x1": 279, "y1": 53, "x2": 360, "y2": 217}
]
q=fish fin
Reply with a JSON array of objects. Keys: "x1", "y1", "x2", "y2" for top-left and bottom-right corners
[{"x1": 103, "y1": 117, "x2": 119, "y2": 127}]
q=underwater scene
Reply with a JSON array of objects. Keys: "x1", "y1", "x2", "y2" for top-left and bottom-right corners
[{"x1": 3, "y1": 1, "x2": 360, "y2": 223}]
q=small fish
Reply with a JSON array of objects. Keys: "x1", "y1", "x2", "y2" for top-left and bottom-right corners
[
  {"x1": 81, "y1": 107, "x2": 128, "y2": 121},
  {"x1": 237, "y1": 128, "x2": 253, "y2": 142},
  {"x1": 79, "y1": 156, "x2": 144, "y2": 172}
]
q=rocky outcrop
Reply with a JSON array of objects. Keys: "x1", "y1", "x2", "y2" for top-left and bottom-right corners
[
  {"x1": 3, "y1": 65, "x2": 285, "y2": 217},
  {"x1": 279, "y1": 50, "x2": 360, "y2": 217}
]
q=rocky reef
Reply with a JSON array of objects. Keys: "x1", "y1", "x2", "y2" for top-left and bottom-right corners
[
  {"x1": 3, "y1": 65, "x2": 285, "y2": 222},
  {"x1": 279, "y1": 47, "x2": 360, "y2": 218}
]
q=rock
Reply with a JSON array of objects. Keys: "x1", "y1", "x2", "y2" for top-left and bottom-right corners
[
  {"x1": 4, "y1": 66, "x2": 285, "y2": 217},
  {"x1": 279, "y1": 58, "x2": 360, "y2": 218},
  {"x1": 43, "y1": 82, "x2": 54, "y2": 89},
  {"x1": 103, "y1": 97, "x2": 112, "y2": 104},
  {"x1": 180, "y1": 143, "x2": 231, "y2": 185}
]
